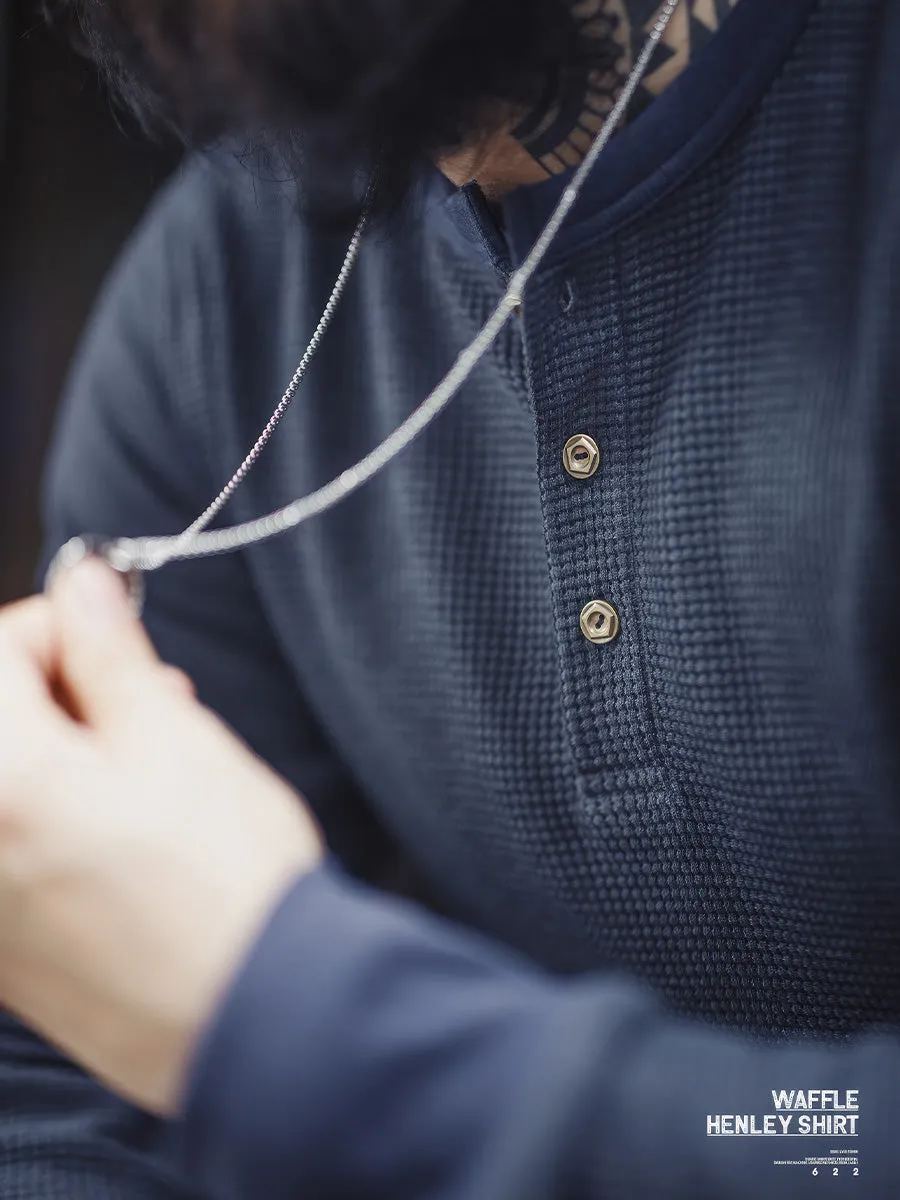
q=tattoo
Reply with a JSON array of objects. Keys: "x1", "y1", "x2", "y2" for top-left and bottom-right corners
[{"x1": 513, "y1": 0, "x2": 742, "y2": 176}]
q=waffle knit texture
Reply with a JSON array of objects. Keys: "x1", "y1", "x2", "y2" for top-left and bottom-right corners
[{"x1": 5, "y1": 0, "x2": 900, "y2": 1194}]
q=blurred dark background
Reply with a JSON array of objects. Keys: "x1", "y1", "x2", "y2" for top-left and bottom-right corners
[{"x1": 0, "y1": 0, "x2": 178, "y2": 603}]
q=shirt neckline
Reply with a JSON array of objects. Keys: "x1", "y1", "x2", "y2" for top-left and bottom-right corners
[{"x1": 432, "y1": 0, "x2": 819, "y2": 273}]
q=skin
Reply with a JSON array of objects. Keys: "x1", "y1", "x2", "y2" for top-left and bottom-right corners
[
  {"x1": 0, "y1": 560, "x2": 322, "y2": 1113},
  {"x1": 441, "y1": 0, "x2": 740, "y2": 196},
  {"x1": 0, "y1": 0, "x2": 741, "y2": 1115}
]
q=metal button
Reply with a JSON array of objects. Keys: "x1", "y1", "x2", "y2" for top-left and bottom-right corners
[
  {"x1": 580, "y1": 600, "x2": 620, "y2": 645},
  {"x1": 563, "y1": 434, "x2": 600, "y2": 480}
]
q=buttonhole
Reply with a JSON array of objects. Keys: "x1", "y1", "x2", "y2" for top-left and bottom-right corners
[{"x1": 560, "y1": 279, "x2": 577, "y2": 314}]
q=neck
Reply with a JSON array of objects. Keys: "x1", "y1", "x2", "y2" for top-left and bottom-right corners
[{"x1": 439, "y1": 0, "x2": 740, "y2": 196}]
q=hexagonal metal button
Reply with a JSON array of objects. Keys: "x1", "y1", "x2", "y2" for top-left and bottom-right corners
[
  {"x1": 563, "y1": 434, "x2": 601, "y2": 479},
  {"x1": 579, "y1": 600, "x2": 620, "y2": 645}
]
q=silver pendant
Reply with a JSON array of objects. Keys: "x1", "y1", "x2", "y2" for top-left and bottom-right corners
[{"x1": 44, "y1": 536, "x2": 146, "y2": 616}]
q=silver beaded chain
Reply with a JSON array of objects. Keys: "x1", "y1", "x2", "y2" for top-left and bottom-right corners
[{"x1": 51, "y1": 0, "x2": 680, "y2": 584}]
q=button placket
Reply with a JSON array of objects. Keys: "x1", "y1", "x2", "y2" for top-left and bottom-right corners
[
  {"x1": 561, "y1": 432, "x2": 620, "y2": 648},
  {"x1": 519, "y1": 258, "x2": 651, "y2": 779}
]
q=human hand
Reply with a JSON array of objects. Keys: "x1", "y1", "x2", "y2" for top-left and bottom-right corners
[{"x1": 0, "y1": 558, "x2": 323, "y2": 1115}]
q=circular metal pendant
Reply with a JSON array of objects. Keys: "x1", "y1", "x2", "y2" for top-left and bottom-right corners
[{"x1": 44, "y1": 536, "x2": 146, "y2": 616}]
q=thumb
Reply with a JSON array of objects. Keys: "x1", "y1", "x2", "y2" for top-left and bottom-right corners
[{"x1": 50, "y1": 556, "x2": 165, "y2": 730}]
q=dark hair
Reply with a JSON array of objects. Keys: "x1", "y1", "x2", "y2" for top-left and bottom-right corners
[{"x1": 56, "y1": 0, "x2": 620, "y2": 215}]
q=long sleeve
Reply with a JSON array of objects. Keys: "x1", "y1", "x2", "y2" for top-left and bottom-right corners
[
  {"x1": 2, "y1": 159, "x2": 391, "y2": 1198},
  {"x1": 176, "y1": 861, "x2": 899, "y2": 1200}
]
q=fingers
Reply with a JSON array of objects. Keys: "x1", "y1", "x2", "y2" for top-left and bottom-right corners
[
  {"x1": 0, "y1": 597, "x2": 80, "y2": 796},
  {"x1": 163, "y1": 666, "x2": 197, "y2": 701},
  {"x1": 0, "y1": 597, "x2": 57, "y2": 699},
  {"x1": 49, "y1": 557, "x2": 169, "y2": 731}
]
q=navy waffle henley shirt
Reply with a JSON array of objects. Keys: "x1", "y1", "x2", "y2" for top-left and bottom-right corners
[{"x1": 3, "y1": 0, "x2": 900, "y2": 1195}]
